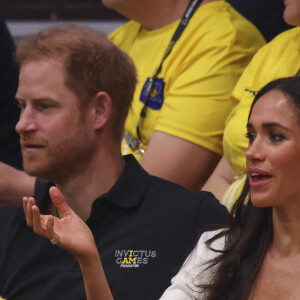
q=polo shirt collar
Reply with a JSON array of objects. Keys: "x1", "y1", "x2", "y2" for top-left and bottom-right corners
[{"x1": 100, "y1": 155, "x2": 150, "y2": 208}]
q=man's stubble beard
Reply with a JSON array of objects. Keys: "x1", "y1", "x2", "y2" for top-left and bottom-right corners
[{"x1": 22, "y1": 124, "x2": 97, "y2": 184}]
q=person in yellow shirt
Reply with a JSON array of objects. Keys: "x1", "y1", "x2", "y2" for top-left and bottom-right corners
[
  {"x1": 105, "y1": 0, "x2": 265, "y2": 190},
  {"x1": 203, "y1": 0, "x2": 300, "y2": 210}
]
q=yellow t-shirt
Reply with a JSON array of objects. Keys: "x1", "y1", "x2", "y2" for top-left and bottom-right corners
[
  {"x1": 222, "y1": 27, "x2": 300, "y2": 210},
  {"x1": 110, "y1": 0, "x2": 265, "y2": 161}
]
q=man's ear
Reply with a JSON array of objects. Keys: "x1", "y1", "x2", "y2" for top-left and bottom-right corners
[{"x1": 92, "y1": 91, "x2": 112, "y2": 130}]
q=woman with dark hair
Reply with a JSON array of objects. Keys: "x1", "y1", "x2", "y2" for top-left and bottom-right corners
[
  {"x1": 159, "y1": 76, "x2": 300, "y2": 299},
  {"x1": 23, "y1": 77, "x2": 300, "y2": 299},
  {"x1": 203, "y1": 0, "x2": 300, "y2": 211}
]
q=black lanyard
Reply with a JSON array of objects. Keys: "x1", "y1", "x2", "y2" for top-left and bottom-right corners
[{"x1": 135, "y1": 0, "x2": 203, "y2": 144}]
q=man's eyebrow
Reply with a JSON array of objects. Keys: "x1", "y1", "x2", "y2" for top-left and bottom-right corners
[
  {"x1": 247, "y1": 122, "x2": 291, "y2": 131},
  {"x1": 15, "y1": 97, "x2": 56, "y2": 102}
]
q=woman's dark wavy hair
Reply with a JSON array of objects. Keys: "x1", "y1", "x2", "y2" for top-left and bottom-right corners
[{"x1": 199, "y1": 77, "x2": 300, "y2": 300}]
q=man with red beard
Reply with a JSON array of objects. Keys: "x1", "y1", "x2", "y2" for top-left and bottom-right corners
[{"x1": 0, "y1": 24, "x2": 227, "y2": 300}]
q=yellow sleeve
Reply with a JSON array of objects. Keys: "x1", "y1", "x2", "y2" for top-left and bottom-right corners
[
  {"x1": 120, "y1": 1, "x2": 265, "y2": 159},
  {"x1": 155, "y1": 5, "x2": 265, "y2": 155}
]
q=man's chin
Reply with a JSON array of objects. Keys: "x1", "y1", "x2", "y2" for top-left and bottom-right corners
[
  {"x1": 23, "y1": 164, "x2": 51, "y2": 181},
  {"x1": 23, "y1": 163, "x2": 70, "y2": 184}
]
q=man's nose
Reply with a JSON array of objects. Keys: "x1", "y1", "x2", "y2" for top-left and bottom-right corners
[{"x1": 15, "y1": 107, "x2": 37, "y2": 134}]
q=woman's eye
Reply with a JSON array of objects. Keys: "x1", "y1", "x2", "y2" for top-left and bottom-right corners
[
  {"x1": 270, "y1": 133, "x2": 284, "y2": 143},
  {"x1": 245, "y1": 132, "x2": 255, "y2": 144}
]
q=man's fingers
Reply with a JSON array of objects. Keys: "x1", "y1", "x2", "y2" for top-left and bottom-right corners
[
  {"x1": 46, "y1": 216, "x2": 56, "y2": 240},
  {"x1": 49, "y1": 186, "x2": 71, "y2": 217},
  {"x1": 47, "y1": 217, "x2": 60, "y2": 246},
  {"x1": 23, "y1": 195, "x2": 61, "y2": 245},
  {"x1": 25, "y1": 197, "x2": 35, "y2": 227},
  {"x1": 22, "y1": 197, "x2": 28, "y2": 215},
  {"x1": 32, "y1": 205, "x2": 44, "y2": 235}
]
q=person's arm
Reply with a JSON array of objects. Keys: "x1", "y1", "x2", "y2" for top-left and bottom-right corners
[
  {"x1": 0, "y1": 162, "x2": 35, "y2": 209},
  {"x1": 201, "y1": 156, "x2": 234, "y2": 202},
  {"x1": 141, "y1": 131, "x2": 220, "y2": 190},
  {"x1": 23, "y1": 186, "x2": 113, "y2": 300}
]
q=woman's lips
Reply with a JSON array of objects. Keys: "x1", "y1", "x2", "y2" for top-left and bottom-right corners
[{"x1": 248, "y1": 169, "x2": 272, "y2": 189}]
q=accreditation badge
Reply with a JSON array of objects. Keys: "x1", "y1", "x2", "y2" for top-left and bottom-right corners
[{"x1": 139, "y1": 77, "x2": 165, "y2": 110}]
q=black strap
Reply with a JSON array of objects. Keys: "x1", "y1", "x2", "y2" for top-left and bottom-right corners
[{"x1": 136, "y1": 0, "x2": 203, "y2": 142}]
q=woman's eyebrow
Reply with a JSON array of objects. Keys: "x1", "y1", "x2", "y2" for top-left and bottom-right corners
[
  {"x1": 262, "y1": 122, "x2": 291, "y2": 131},
  {"x1": 246, "y1": 122, "x2": 291, "y2": 131}
]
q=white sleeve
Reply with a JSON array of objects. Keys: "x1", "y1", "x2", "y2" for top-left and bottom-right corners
[{"x1": 159, "y1": 230, "x2": 225, "y2": 300}]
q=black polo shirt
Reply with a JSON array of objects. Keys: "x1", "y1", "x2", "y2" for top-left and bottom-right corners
[{"x1": 0, "y1": 155, "x2": 228, "y2": 300}]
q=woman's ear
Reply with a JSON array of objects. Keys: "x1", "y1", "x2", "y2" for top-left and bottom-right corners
[{"x1": 92, "y1": 91, "x2": 112, "y2": 130}]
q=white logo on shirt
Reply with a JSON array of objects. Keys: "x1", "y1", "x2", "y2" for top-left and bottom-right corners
[{"x1": 115, "y1": 249, "x2": 157, "y2": 268}]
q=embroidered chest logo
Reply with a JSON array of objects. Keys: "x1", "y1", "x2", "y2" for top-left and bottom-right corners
[{"x1": 115, "y1": 249, "x2": 157, "y2": 268}]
